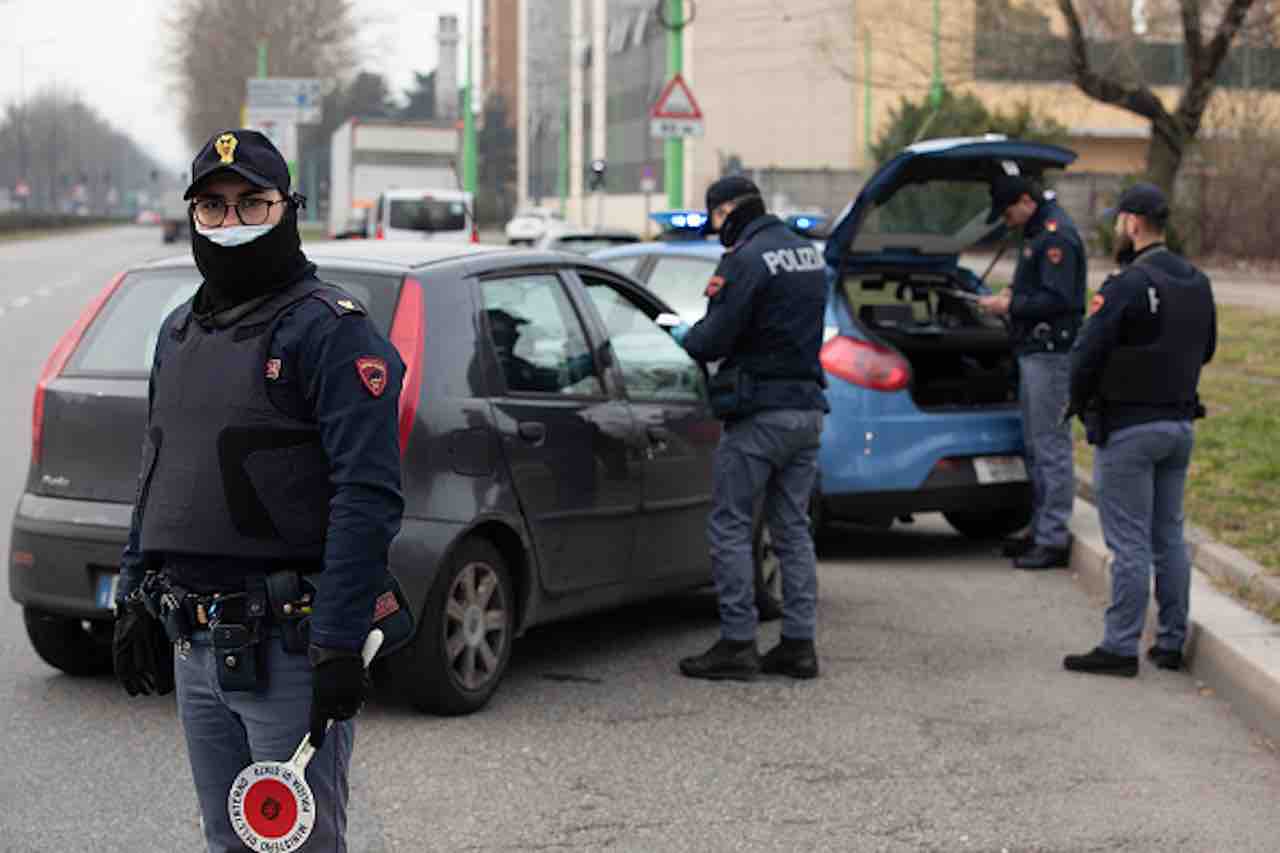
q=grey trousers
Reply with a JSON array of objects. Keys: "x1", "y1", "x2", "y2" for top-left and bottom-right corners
[
  {"x1": 176, "y1": 629, "x2": 354, "y2": 853},
  {"x1": 1095, "y1": 420, "x2": 1195, "y2": 657},
  {"x1": 708, "y1": 408, "x2": 823, "y2": 642},
  {"x1": 1018, "y1": 352, "x2": 1074, "y2": 548}
]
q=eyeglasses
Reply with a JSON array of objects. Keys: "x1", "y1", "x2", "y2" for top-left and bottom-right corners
[{"x1": 191, "y1": 196, "x2": 288, "y2": 227}]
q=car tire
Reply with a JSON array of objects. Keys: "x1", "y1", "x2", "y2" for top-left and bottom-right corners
[
  {"x1": 753, "y1": 519, "x2": 784, "y2": 623},
  {"x1": 386, "y1": 537, "x2": 514, "y2": 716},
  {"x1": 944, "y1": 505, "x2": 1033, "y2": 540},
  {"x1": 23, "y1": 608, "x2": 112, "y2": 677}
]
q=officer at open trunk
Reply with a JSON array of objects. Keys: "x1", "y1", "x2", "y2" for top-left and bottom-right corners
[
  {"x1": 978, "y1": 175, "x2": 1087, "y2": 570},
  {"x1": 110, "y1": 129, "x2": 405, "y2": 852},
  {"x1": 672, "y1": 176, "x2": 829, "y2": 681}
]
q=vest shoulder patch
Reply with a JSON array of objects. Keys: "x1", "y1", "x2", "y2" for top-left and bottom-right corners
[{"x1": 309, "y1": 288, "x2": 368, "y2": 318}]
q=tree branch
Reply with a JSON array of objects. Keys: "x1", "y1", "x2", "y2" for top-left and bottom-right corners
[
  {"x1": 1177, "y1": 0, "x2": 1258, "y2": 135},
  {"x1": 1180, "y1": 0, "x2": 1205, "y2": 80},
  {"x1": 1055, "y1": 0, "x2": 1171, "y2": 123}
]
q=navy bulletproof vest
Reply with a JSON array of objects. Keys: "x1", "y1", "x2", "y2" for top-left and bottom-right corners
[
  {"x1": 1097, "y1": 254, "x2": 1214, "y2": 409},
  {"x1": 139, "y1": 277, "x2": 337, "y2": 559}
]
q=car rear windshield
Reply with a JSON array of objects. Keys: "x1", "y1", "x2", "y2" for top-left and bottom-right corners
[
  {"x1": 66, "y1": 267, "x2": 404, "y2": 377},
  {"x1": 863, "y1": 180, "x2": 993, "y2": 242},
  {"x1": 389, "y1": 198, "x2": 468, "y2": 232}
]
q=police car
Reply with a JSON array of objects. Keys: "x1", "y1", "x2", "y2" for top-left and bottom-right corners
[
  {"x1": 10, "y1": 240, "x2": 787, "y2": 715},
  {"x1": 594, "y1": 138, "x2": 1078, "y2": 541}
]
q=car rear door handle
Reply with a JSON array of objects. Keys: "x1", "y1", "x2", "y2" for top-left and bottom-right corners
[
  {"x1": 646, "y1": 426, "x2": 670, "y2": 443},
  {"x1": 517, "y1": 421, "x2": 546, "y2": 444}
]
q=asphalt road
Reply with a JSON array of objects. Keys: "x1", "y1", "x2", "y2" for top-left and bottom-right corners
[{"x1": 2, "y1": 227, "x2": 1279, "y2": 852}]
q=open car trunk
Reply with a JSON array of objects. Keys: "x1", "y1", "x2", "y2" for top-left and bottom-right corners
[{"x1": 842, "y1": 268, "x2": 1018, "y2": 410}]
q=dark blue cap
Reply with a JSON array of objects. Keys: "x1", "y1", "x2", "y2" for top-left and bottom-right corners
[
  {"x1": 986, "y1": 174, "x2": 1037, "y2": 223},
  {"x1": 1105, "y1": 182, "x2": 1169, "y2": 224},
  {"x1": 702, "y1": 174, "x2": 762, "y2": 234},
  {"x1": 183, "y1": 129, "x2": 291, "y2": 200}
]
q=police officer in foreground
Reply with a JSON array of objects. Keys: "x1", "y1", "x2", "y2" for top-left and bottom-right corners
[
  {"x1": 111, "y1": 129, "x2": 405, "y2": 851},
  {"x1": 673, "y1": 176, "x2": 829, "y2": 681},
  {"x1": 977, "y1": 175, "x2": 1087, "y2": 570},
  {"x1": 1062, "y1": 183, "x2": 1216, "y2": 677}
]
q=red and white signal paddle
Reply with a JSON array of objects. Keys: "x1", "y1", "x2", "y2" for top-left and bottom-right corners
[{"x1": 227, "y1": 629, "x2": 383, "y2": 852}]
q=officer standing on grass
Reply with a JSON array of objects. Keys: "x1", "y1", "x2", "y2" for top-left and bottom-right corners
[
  {"x1": 671, "y1": 175, "x2": 829, "y2": 682},
  {"x1": 977, "y1": 175, "x2": 1087, "y2": 570},
  {"x1": 1062, "y1": 182, "x2": 1216, "y2": 677},
  {"x1": 110, "y1": 129, "x2": 404, "y2": 851}
]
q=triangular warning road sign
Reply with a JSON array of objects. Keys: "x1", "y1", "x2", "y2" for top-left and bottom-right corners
[{"x1": 651, "y1": 73, "x2": 703, "y2": 120}]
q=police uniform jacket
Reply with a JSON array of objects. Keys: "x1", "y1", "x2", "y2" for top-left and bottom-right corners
[
  {"x1": 119, "y1": 269, "x2": 406, "y2": 653},
  {"x1": 1008, "y1": 199, "x2": 1087, "y2": 355},
  {"x1": 1069, "y1": 243, "x2": 1217, "y2": 434},
  {"x1": 681, "y1": 214, "x2": 829, "y2": 415}
]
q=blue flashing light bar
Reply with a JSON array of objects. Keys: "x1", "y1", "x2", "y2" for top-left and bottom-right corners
[{"x1": 650, "y1": 209, "x2": 707, "y2": 232}]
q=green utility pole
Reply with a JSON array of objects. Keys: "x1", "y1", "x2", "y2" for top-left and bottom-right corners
[
  {"x1": 463, "y1": 5, "x2": 478, "y2": 200},
  {"x1": 664, "y1": 0, "x2": 683, "y2": 210},
  {"x1": 864, "y1": 28, "x2": 873, "y2": 164},
  {"x1": 257, "y1": 39, "x2": 268, "y2": 78},
  {"x1": 558, "y1": 95, "x2": 568, "y2": 217},
  {"x1": 928, "y1": 0, "x2": 943, "y2": 107}
]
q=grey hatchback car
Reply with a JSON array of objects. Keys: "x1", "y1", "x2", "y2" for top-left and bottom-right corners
[{"x1": 10, "y1": 242, "x2": 784, "y2": 714}]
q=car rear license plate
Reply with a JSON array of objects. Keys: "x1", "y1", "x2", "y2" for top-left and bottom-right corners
[
  {"x1": 973, "y1": 456, "x2": 1027, "y2": 484},
  {"x1": 95, "y1": 572, "x2": 120, "y2": 610}
]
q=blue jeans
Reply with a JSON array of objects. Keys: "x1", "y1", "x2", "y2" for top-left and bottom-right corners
[
  {"x1": 1094, "y1": 421, "x2": 1196, "y2": 657},
  {"x1": 1018, "y1": 353, "x2": 1074, "y2": 548},
  {"x1": 708, "y1": 409, "x2": 823, "y2": 643},
  {"x1": 176, "y1": 630, "x2": 354, "y2": 852}
]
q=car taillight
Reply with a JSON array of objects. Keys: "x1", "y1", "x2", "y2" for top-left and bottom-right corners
[
  {"x1": 819, "y1": 335, "x2": 911, "y2": 392},
  {"x1": 389, "y1": 277, "x2": 425, "y2": 454},
  {"x1": 376, "y1": 224, "x2": 385, "y2": 240},
  {"x1": 470, "y1": 224, "x2": 479, "y2": 243},
  {"x1": 32, "y1": 271, "x2": 127, "y2": 464}
]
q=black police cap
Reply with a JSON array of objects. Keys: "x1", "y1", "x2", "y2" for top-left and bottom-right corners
[
  {"x1": 183, "y1": 129, "x2": 291, "y2": 200},
  {"x1": 986, "y1": 174, "x2": 1038, "y2": 223},
  {"x1": 1107, "y1": 182, "x2": 1169, "y2": 224},
  {"x1": 702, "y1": 175, "x2": 762, "y2": 234}
]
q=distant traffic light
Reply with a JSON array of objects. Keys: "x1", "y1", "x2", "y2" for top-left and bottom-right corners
[{"x1": 589, "y1": 159, "x2": 606, "y2": 191}]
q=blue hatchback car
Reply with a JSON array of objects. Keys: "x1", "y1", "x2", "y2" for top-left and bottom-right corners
[{"x1": 594, "y1": 137, "x2": 1078, "y2": 541}]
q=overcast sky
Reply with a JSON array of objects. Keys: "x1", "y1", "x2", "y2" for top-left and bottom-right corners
[{"x1": 0, "y1": 0, "x2": 474, "y2": 171}]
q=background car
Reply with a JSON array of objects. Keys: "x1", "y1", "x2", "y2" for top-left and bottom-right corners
[
  {"x1": 367, "y1": 187, "x2": 475, "y2": 242},
  {"x1": 533, "y1": 223, "x2": 641, "y2": 255},
  {"x1": 504, "y1": 206, "x2": 564, "y2": 244},
  {"x1": 594, "y1": 136, "x2": 1077, "y2": 543},
  {"x1": 10, "y1": 241, "x2": 784, "y2": 715}
]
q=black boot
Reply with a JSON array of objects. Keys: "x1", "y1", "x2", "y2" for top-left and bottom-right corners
[
  {"x1": 1063, "y1": 646, "x2": 1138, "y2": 677},
  {"x1": 1001, "y1": 534, "x2": 1033, "y2": 558},
  {"x1": 761, "y1": 636, "x2": 819, "y2": 679},
  {"x1": 1146, "y1": 646, "x2": 1184, "y2": 671},
  {"x1": 1013, "y1": 544, "x2": 1071, "y2": 570},
  {"x1": 679, "y1": 638, "x2": 760, "y2": 681}
]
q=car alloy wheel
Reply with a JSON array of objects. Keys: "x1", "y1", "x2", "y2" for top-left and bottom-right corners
[{"x1": 444, "y1": 560, "x2": 509, "y2": 692}]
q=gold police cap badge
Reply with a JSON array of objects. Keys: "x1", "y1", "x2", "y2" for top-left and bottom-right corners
[{"x1": 215, "y1": 133, "x2": 238, "y2": 165}]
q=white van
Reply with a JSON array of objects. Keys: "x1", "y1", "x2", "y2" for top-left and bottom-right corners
[{"x1": 368, "y1": 188, "x2": 475, "y2": 242}]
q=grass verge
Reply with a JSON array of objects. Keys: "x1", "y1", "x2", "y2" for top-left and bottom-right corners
[{"x1": 1073, "y1": 303, "x2": 1280, "y2": 577}]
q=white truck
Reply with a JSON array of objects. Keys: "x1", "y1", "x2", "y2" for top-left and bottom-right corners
[{"x1": 327, "y1": 118, "x2": 464, "y2": 238}]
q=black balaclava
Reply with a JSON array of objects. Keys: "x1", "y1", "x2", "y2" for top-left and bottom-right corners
[
  {"x1": 191, "y1": 202, "x2": 312, "y2": 316},
  {"x1": 719, "y1": 195, "x2": 766, "y2": 247}
]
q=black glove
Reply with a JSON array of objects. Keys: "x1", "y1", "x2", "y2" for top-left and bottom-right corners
[
  {"x1": 113, "y1": 592, "x2": 174, "y2": 697},
  {"x1": 309, "y1": 649, "x2": 367, "y2": 748}
]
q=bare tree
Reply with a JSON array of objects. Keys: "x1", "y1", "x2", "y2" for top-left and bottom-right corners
[
  {"x1": 164, "y1": 0, "x2": 360, "y2": 150},
  {"x1": 1057, "y1": 0, "x2": 1259, "y2": 201}
]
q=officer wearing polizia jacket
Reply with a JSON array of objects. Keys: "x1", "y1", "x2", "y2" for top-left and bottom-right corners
[
  {"x1": 110, "y1": 130, "x2": 405, "y2": 851},
  {"x1": 1062, "y1": 183, "x2": 1216, "y2": 677},
  {"x1": 671, "y1": 175, "x2": 829, "y2": 681},
  {"x1": 977, "y1": 175, "x2": 1087, "y2": 570}
]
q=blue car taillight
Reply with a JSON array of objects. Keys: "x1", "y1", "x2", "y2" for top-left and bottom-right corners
[{"x1": 819, "y1": 336, "x2": 911, "y2": 392}]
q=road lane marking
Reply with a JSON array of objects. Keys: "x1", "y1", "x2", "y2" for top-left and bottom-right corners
[
  {"x1": 11, "y1": 297, "x2": 30, "y2": 309},
  {"x1": 35, "y1": 288, "x2": 51, "y2": 298}
]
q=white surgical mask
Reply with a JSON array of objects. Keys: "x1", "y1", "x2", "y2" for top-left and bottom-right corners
[{"x1": 195, "y1": 222, "x2": 277, "y2": 247}]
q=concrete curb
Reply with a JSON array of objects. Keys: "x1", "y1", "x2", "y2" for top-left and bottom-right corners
[{"x1": 1067, "y1": 481, "x2": 1280, "y2": 744}]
